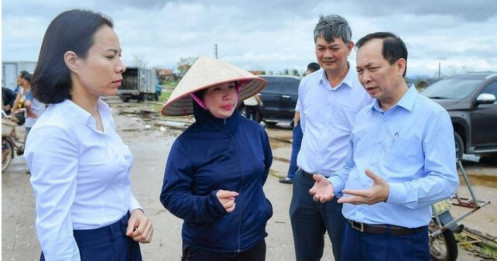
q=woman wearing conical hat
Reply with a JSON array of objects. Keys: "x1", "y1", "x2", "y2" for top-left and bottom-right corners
[{"x1": 160, "y1": 56, "x2": 273, "y2": 260}]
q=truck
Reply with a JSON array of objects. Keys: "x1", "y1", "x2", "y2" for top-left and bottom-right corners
[
  {"x1": 118, "y1": 67, "x2": 158, "y2": 102},
  {"x1": 2, "y1": 61, "x2": 37, "y2": 91}
]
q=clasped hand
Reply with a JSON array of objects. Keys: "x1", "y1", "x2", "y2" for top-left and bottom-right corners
[
  {"x1": 216, "y1": 189, "x2": 239, "y2": 213},
  {"x1": 309, "y1": 169, "x2": 389, "y2": 205},
  {"x1": 126, "y1": 209, "x2": 153, "y2": 243}
]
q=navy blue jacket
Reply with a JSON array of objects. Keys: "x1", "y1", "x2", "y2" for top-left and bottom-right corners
[{"x1": 160, "y1": 102, "x2": 273, "y2": 252}]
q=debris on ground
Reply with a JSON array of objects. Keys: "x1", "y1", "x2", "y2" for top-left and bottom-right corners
[{"x1": 457, "y1": 227, "x2": 497, "y2": 260}]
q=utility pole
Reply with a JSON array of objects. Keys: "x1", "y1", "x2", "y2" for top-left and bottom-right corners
[
  {"x1": 214, "y1": 44, "x2": 218, "y2": 59},
  {"x1": 438, "y1": 62, "x2": 441, "y2": 79}
]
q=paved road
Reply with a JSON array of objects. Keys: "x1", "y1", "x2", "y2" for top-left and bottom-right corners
[{"x1": 2, "y1": 108, "x2": 496, "y2": 260}]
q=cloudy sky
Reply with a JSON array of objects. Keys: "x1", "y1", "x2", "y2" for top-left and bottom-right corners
[{"x1": 2, "y1": 0, "x2": 497, "y2": 77}]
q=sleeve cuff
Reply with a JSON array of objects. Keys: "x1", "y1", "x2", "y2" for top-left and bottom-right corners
[
  {"x1": 328, "y1": 176, "x2": 345, "y2": 193},
  {"x1": 386, "y1": 182, "x2": 408, "y2": 204},
  {"x1": 129, "y1": 194, "x2": 142, "y2": 212}
]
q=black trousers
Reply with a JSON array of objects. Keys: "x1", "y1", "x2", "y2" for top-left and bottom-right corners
[{"x1": 182, "y1": 239, "x2": 266, "y2": 261}]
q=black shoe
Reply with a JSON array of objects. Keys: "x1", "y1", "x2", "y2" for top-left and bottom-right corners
[{"x1": 279, "y1": 177, "x2": 293, "y2": 184}]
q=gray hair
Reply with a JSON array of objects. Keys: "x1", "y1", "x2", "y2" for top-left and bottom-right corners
[{"x1": 313, "y1": 15, "x2": 352, "y2": 44}]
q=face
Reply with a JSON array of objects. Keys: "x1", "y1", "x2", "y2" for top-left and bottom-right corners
[
  {"x1": 315, "y1": 36, "x2": 353, "y2": 73},
  {"x1": 17, "y1": 76, "x2": 25, "y2": 87},
  {"x1": 73, "y1": 25, "x2": 125, "y2": 98},
  {"x1": 356, "y1": 39, "x2": 406, "y2": 104},
  {"x1": 203, "y1": 82, "x2": 238, "y2": 119}
]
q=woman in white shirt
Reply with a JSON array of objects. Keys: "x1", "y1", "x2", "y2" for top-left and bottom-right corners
[{"x1": 24, "y1": 9, "x2": 153, "y2": 261}]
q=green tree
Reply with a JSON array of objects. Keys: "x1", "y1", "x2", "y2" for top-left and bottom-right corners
[
  {"x1": 291, "y1": 69, "x2": 300, "y2": 77},
  {"x1": 177, "y1": 56, "x2": 198, "y2": 75}
]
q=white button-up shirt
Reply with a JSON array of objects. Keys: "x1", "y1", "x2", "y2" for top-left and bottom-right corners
[
  {"x1": 297, "y1": 68, "x2": 373, "y2": 176},
  {"x1": 24, "y1": 99, "x2": 141, "y2": 261}
]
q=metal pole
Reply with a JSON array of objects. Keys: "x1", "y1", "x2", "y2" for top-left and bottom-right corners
[
  {"x1": 438, "y1": 62, "x2": 441, "y2": 79},
  {"x1": 458, "y1": 160, "x2": 480, "y2": 206}
]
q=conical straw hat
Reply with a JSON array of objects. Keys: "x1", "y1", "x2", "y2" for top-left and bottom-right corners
[{"x1": 161, "y1": 56, "x2": 266, "y2": 116}]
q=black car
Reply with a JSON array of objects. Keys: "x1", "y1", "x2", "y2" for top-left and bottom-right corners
[
  {"x1": 421, "y1": 72, "x2": 497, "y2": 160},
  {"x1": 240, "y1": 75, "x2": 300, "y2": 125}
]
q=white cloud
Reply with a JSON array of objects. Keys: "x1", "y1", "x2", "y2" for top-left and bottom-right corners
[{"x1": 2, "y1": 0, "x2": 497, "y2": 76}]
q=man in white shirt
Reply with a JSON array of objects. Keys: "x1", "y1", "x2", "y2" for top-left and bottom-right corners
[{"x1": 289, "y1": 15, "x2": 372, "y2": 261}]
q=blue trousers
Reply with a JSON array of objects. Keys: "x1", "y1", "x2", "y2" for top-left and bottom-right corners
[
  {"x1": 341, "y1": 221, "x2": 429, "y2": 261},
  {"x1": 289, "y1": 171, "x2": 345, "y2": 261},
  {"x1": 286, "y1": 124, "x2": 303, "y2": 180},
  {"x1": 41, "y1": 213, "x2": 142, "y2": 261}
]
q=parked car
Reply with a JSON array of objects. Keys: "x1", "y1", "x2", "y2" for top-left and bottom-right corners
[
  {"x1": 421, "y1": 72, "x2": 497, "y2": 160},
  {"x1": 239, "y1": 75, "x2": 300, "y2": 125}
]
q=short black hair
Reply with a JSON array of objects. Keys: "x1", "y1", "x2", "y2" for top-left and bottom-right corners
[
  {"x1": 356, "y1": 32, "x2": 408, "y2": 77},
  {"x1": 307, "y1": 62, "x2": 320, "y2": 73},
  {"x1": 19, "y1": 70, "x2": 30, "y2": 79},
  {"x1": 32, "y1": 9, "x2": 113, "y2": 104},
  {"x1": 23, "y1": 73, "x2": 32, "y2": 84}
]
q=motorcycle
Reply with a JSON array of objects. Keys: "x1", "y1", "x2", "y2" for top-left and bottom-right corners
[
  {"x1": 430, "y1": 199, "x2": 462, "y2": 261},
  {"x1": 429, "y1": 160, "x2": 490, "y2": 261},
  {"x1": 2, "y1": 112, "x2": 24, "y2": 171}
]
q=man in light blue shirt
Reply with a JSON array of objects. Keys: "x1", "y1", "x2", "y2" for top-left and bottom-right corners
[
  {"x1": 289, "y1": 15, "x2": 372, "y2": 261},
  {"x1": 310, "y1": 32, "x2": 459, "y2": 260}
]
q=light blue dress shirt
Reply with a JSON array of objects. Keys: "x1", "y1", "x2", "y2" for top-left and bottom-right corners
[
  {"x1": 297, "y1": 67, "x2": 373, "y2": 176},
  {"x1": 328, "y1": 86, "x2": 459, "y2": 228},
  {"x1": 24, "y1": 99, "x2": 141, "y2": 261}
]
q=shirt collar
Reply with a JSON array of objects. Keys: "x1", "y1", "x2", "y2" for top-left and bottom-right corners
[
  {"x1": 318, "y1": 64, "x2": 354, "y2": 90},
  {"x1": 60, "y1": 99, "x2": 111, "y2": 129},
  {"x1": 371, "y1": 84, "x2": 418, "y2": 113}
]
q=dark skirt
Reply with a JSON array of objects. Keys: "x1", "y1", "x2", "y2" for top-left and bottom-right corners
[{"x1": 41, "y1": 212, "x2": 142, "y2": 261}]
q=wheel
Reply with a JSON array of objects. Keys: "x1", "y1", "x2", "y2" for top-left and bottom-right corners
[
  {"x1": 454, "y1": 132, "x2": 463, "y2": 161},
  {"x1": 265, "y1": 121, "x2": 277, "y2": 127},
  {"x1": 2, "y1": 139, "x2": 14, "y2": 172},
  {"x1": 429, "y1": 226, "x2": 458, "y2": 261}
]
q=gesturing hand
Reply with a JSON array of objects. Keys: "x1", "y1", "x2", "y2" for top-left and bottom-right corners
[
  {"x1": 309, "y1": 174, "x2": 335, "y2": 203},
  {"x1": 337, "y1": 169, "x2": 389, "y2": 205},
  {"x1": 216, "y1": 190, "x2": 239, "y2": 213}
]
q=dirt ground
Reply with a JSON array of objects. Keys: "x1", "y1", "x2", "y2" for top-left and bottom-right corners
[{"x1": 2, "y1": 97, "x2": 496, "y2": 260}]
